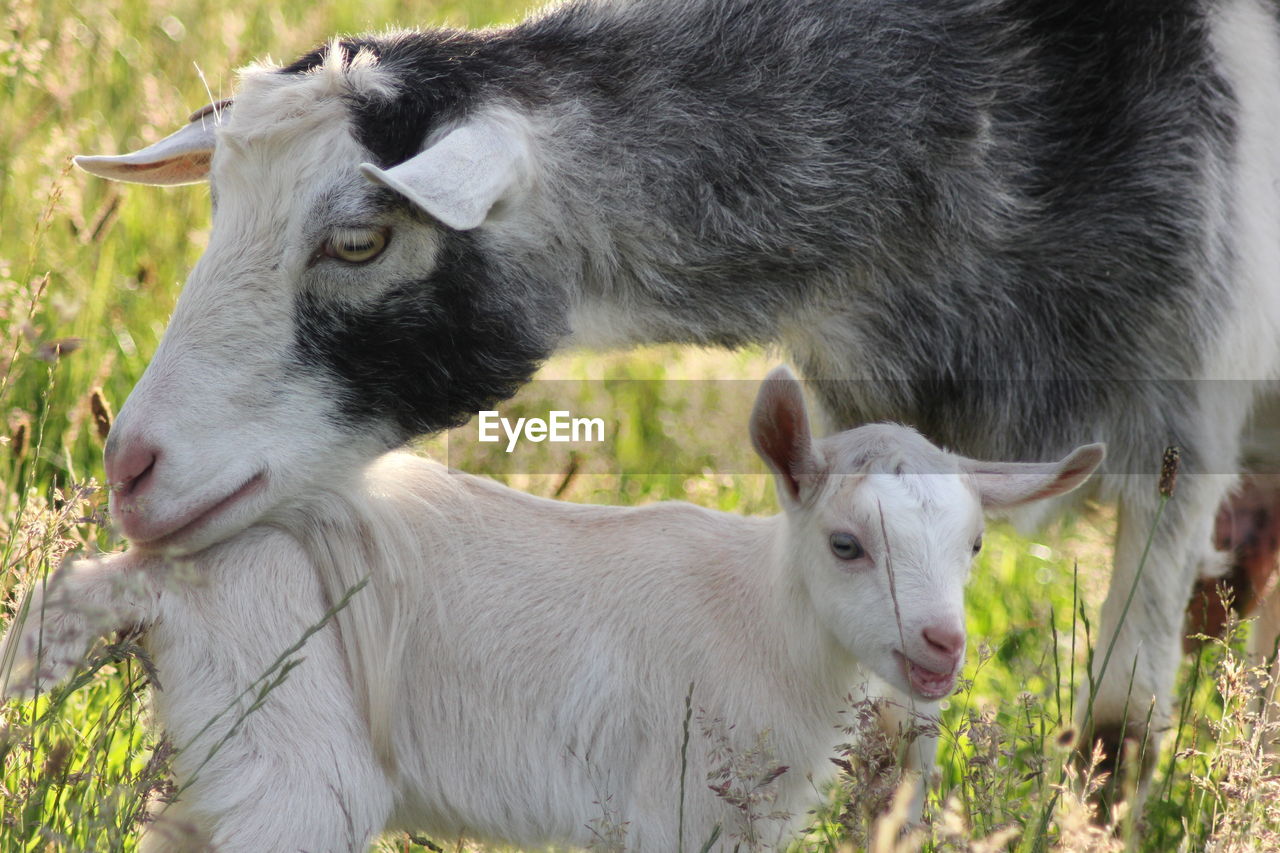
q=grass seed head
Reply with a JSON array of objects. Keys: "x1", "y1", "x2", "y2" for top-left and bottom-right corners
[
  {"x1": 89, "y1": 387, "x2": 112, "y2": 441},
  {"x1": 1158, "y1": 446, "x2": 1181, "y2": 498}
]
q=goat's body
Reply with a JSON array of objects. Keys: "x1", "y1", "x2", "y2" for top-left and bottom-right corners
[
  {"x1": 137, "y1": 455, "x2": 868, "y2": 852},
  {"x1": 77, "y1": 0, "x2": 1280, "y2": 796},
  {"x1": 287, "y1": 0, "x2": 1280, "y2": 759},
  {"x1": 292, "y1": 0, "x2": 1265, "y2": 446},
  {"x1": 7, "y1": 393, "x2": 1102, "y2": 850}
]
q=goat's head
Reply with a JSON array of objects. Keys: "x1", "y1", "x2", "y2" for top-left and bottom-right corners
[
  {"x1": 751, "y1": 366, "x2": 1104, "y2": 701},
  {"x1": 75, "y1": 39, "x2": 561, "y2": 552}
]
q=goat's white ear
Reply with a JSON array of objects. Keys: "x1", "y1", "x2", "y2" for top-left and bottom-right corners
[
  {"x1": 964, "y1": 443, "x2": 1105, "y2": 510},
  {"x1": 359, "y1": 114, "x2": 533, "y2": 231},
  {"x1": 74, "y1": 102, "x2": 226, "y2": 185},
  {"x1": 751, "y1": 366, "x2": 824, "y2": 505}
]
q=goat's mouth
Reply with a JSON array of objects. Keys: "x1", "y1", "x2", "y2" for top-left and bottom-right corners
[
  {"x1": 893, "y1": 651, "x2": 958, "y2": 701},
  {"x1": 125, "y1": 471, "x2": 268, "y2": 551}
]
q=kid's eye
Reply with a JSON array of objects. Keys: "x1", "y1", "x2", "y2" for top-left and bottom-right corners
[
  {"x1": 973, "y1": 535, "x2": 983, "y2": 555},
  {"x1": 322, "y1": 227, "x2": 389, "y2": 264},
  {"x1": 829, "y1": 532, "x2": 865, "y2": 561}
]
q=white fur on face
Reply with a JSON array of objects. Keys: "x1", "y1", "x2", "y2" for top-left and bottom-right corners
[
  {"x1": 794, "y1": 467, "x2": 982, "y2": 696},
  {"x1": 107, "y1": 55, "x2": 438, "y2": 553}
]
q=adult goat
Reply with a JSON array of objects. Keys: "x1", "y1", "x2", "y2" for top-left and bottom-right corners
[{"x1": 75, "y1": 0, "x2": 1280, "y2": 782}]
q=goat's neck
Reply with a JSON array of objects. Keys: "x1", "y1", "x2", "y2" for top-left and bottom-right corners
[{"x1": 509, "y1": 47, "x2": 986, "y2": 351}]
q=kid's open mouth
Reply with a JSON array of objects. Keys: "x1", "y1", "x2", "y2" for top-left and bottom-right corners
[{"x1": 894, "y1": 650, "x2": 958, "y2": 700}]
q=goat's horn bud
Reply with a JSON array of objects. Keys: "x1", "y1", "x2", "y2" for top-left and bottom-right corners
[{"x1": 188, "y1": 99, "x2": 233, "y2": 123}]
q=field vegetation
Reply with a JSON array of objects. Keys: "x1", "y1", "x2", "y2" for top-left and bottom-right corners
[{"x1": 1, "y1": 0, "x2": 1277, "y2": 849}]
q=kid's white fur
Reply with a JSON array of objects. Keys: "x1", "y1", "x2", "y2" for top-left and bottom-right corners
[{"x1": 2, "y1": 369, "x2": 1101, "y2": 851}]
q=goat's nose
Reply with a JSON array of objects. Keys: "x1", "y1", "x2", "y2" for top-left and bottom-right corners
[
  {"x1": 922, "y1": 624, "x2": 965, "y2": 660},
  {"x1": 104, "y1": 435, "x2": 160, "y2": 499}
]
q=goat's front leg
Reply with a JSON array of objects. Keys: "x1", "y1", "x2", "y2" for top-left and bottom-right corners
[
  {"x1": 139, "y1": 530, "x2": 394, "y2": 852},
  {"x1": 140, "y1": 645, "x2": 394, "y2": 853},
  {"x1": 0, "y1": 553, "x2": 157, "y2": 699},
  {"x1": 1077, "y1": 470, "x2": 1227, "y2": 809},
  {"x1": 141, "y1": 752, "x2": 387, "y2": 853}
]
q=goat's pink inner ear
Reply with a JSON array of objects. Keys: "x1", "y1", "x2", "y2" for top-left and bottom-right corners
[
  {"x1": 74, "y1": 113, "x2": 220, "y2": 186},
  {"x1": 967, "y1": 442, "x2": 1105, "y2": 509},
  {"x1": 750, "y1": 366, "x2": 815, "y2": 502},
  {"x1": 114, "y1": 152, "x2": 212, "y2": 179}
]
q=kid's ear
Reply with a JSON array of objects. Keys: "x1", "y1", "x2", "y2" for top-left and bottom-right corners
[
  {"x1": 963, "y1": 443, "x2": 1105, "y2": 510},
  {"x1": 750, "y1": 366, "x2": 824, "y2": 505}
]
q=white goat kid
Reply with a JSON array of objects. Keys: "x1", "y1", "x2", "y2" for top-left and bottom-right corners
[{"x1": 1, "y1": 368, "x2": 1102, "y2": 852}]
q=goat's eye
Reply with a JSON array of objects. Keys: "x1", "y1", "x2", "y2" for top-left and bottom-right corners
[
  {"x1": 972, "y1": 536, "x2": 983, "y2": 555},
  {"x1": 322, "y1": 227, "x2": 389, "y2": 264},
  {"x1": 829, "y1": 532, "x2": 865, "y2": 561}
]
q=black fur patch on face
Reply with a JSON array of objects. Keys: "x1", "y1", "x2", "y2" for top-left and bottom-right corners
[
  {"x1": 281, "y1": 32, "x2": 542, "y2": 169},
  {"x1": 292, "y1": 232, "x2": 564, "y2": 440}
]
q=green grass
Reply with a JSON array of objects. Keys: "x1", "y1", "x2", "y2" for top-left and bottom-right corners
[{"x1": 2, "y1": 0, "x2": 1277, "y2": 849}]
